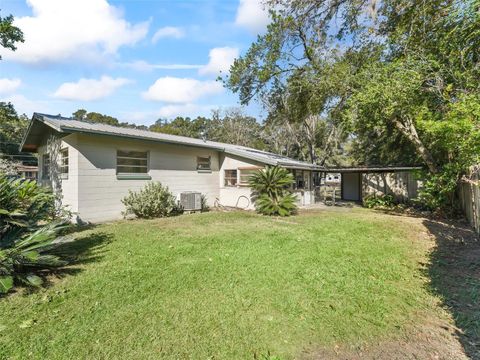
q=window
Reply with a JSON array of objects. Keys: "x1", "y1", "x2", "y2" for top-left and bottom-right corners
[
  {"x1": 197, "y1": 156, "x2": 211, "y2": 171},
  {"x1": 295, "y1": 170, "x2": 305, "y2": 189},
  {"x1": 224, "y1": 170, "x2": 237, "y2": 186},
  {"x1": 60, "y1": 148, "x2": 69, "y2": 179},
  {"x1": 42, "y1": 153, "x2": 50, "y2": 180},
  {"x1": 117, "y1": 150, "x2": 148, "y2": 174},
  {"x1": 239, "y1": 168, "x2": 260, "y2": 186}
]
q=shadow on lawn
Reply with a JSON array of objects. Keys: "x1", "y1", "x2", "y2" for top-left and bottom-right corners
[
  {"x1": 424, "y1": 218, "x2": 480, "y2": 359},
  {"x1": 40, "y1": 230, "x2": 113, "y2": 289}
]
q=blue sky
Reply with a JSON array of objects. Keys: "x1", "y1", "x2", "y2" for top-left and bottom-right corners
[{"x1": 0, "y1": 0, "x2": 270, "y2": 125}]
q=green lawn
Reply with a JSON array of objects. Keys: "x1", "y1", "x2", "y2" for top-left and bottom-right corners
[{"x1": 0, "y1": 209, "x2": 443, "y2": 359}]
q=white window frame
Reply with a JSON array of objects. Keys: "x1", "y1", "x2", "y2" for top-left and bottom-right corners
[{"x1": 60, "y1": 148, "x2": 69, "y2": 180}]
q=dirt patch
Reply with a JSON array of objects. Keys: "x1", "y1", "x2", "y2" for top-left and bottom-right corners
[
  {"x1": 303, "y1": 319, "x2": 467, "y2": 359},
  {"x1": 425, "y1": 218, "x2": 480, "y2": 359}
]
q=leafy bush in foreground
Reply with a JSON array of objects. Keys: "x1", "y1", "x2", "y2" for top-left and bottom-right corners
[
  {"x1": 249, "y1": 166, "x2": 298, "y2": 216},
  {"x1": 0, "y1": 174, "x2": 68, "y2": 294},
  {"x1": 122, "y1": 182, "x2": 182, "y2": 219}
]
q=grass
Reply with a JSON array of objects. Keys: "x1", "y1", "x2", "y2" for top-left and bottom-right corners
[{"x1": 0, "y1": 209, "x2": 444, "y2": 359}]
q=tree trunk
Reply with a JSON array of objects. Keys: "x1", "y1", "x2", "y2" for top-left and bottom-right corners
[{"x1": 392, "y1": 117, "x2": 438, "y2": 173}]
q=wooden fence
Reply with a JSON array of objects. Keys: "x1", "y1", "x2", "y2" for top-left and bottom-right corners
[{"x1": 459, "y1": 166, "x2": 480, "y2": 235}]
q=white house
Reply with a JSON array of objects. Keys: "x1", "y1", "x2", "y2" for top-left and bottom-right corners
[{"x1": 21, "y1": 113, "x2": 322, "y2": 223}]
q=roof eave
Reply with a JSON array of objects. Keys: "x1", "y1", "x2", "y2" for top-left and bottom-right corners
[
  {"x1": 59, "y1": 125, "x2": 226, "y2": 152},
  {"x1": 277, "y1": 162, "x2": 325, "y2": 171},
  {"x1": 20, "y1": 113, "x2": 66, "y2": 152},
  {"x1": 224, "y1": 148, "x2": 278, "y2": 166}
]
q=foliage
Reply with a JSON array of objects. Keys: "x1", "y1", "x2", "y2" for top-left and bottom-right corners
[
  {"x1": 248, "y1": 166, "x2": 297, "y2": 216},
  {"x1": 72, "y1": 109, "x2": 148, "y2": 130},
  {"x1": 0, "y1": 10, "x2": 24, "y2": 60},
  {"x1": 150, "y1": 108, "x2": 265, "y2": 149},
  {"x1": 0, "y1": 158, "x2": 19, "y2": 176},
  {"x1": 122, "y1": 182, "x2": 182, "y2": 219},
  {"x1": 208, "y1": 108, "x2": 264, "y2": 149},
  {"x1": 0, "y1": 174, "x2": 68, "y2": 293},
  {"x1": 417, "y1": 94, "x2": 480, "y2": 209},
  {"x1": 363, "y1": 194, "x2": 395, "y2": 209},
  {"x1": 0, "y1": 102, "x2": 35, "y2": 165},
  {"x1": 200, "y1": 194, "x2": 209, "y2": 212},
  {"x1": 0, "y1": 222, "x2": 67, "y2": 293},
  {"x1": 226, "y1": 0, "x2": 480, "y2": 211},
  {"x1": 149, "y1": 115, "x2": 210, "y2": 138}
]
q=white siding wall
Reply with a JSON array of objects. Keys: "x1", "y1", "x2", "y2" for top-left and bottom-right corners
[
  {"x1": 218, "y1": 154, "x2": 263, "y2": 209},
  {"x1": 37, "y1": 134, "x2": 79, "y2": 214},
  {"x1": 75, "y1": 134, "x2": 220, "y2": 222}
]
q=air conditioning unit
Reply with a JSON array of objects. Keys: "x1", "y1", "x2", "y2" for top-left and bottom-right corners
[{"x1": 180, "y1": 191, "x2": 202, "y2": 211}]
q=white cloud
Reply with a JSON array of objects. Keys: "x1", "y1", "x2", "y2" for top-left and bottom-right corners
[
  {"x1": 152, "y1": 26, "x2": 185, "y2": 43},
  {"x1": 120, "y1": 104, "x2": 216, "y2": 124},
  {"x1": 142, "y1": 77, "x2": 223, "y2": 103},
  {"x1": 0, "y1": 78, "x2": 22, "y2": 95},
  {"x1": 199, "y1": 47, "x2": 239, "y2": 76},
  {"x1": 235, "y1": 0, "x2": 270, "y2": 33},
  {"x1": 54, "y1": 76, "x2": 130, "y2": 101},
  {"x1": 2, "y1": 94, "x2": 51, "y2": 117},
  {"x1": 117, "y1": 60, "x2": 202, "y2": 72},
  {"x1": 157, "y1": 103, "x2": 203, "y2": 118},
  {"x1": 4, "y1": 0, "x2": 149, "y2": 64}
]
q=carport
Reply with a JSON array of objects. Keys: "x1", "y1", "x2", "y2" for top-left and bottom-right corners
[{"x1": 324, "y1": 166, "x2": 423, "y2": 202}]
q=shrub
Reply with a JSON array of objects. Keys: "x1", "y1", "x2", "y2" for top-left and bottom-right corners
[
  {"x1": 122, "y1": 182, "x2": 182, "y2": 219},
  {"x1": 363, "y1": 194, "x2": 395, "y2": 209},
  {"x1": 0, "y1": 174, "x2": 68, "y2": 294},
  {"x1": 248, "y1": 166, "x2": 298, "y2": 216},
  {"x1": 200, "y1": 194, "x2": 209, "y2": 212}
]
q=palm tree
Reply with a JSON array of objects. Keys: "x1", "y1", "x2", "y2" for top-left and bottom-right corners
[
  {"x1": 0, "y1": 175, "x2": 68, "y2": 294},
  {"x1": 248, "y1": 166, "x2": 298, "y2": 216}
]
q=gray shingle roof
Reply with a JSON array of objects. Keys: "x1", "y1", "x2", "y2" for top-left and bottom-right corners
[{"x1": 25, "y1": 113, "x2": 322, "y2": 170}]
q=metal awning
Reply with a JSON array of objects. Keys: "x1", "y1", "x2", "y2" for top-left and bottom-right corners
[{"x1": 323, "y1": 166, "x2": 423, "y2": 173}]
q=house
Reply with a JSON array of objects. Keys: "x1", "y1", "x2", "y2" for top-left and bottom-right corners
[
  {"x1": 16, "y1": 164, "x2": 38, "y2": 180},
  {"x1": 21, "y1": 113, "x2": 322, "y2": 222}
]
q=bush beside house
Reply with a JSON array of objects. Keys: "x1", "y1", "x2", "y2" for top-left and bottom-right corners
[
  {"x1": 249, "y1": 166, "x2": 298, "y2": 217},
  {"x1": 122, "y1": 182, "x2": 183, "y2": 219}
]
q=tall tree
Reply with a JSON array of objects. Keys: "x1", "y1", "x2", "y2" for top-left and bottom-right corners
[
  {"x1": 0, "y1": 10, "x2": 24, "y2": 59},
  {"x1": 0, "y1": 102, "x2": 34, "y2": 165},
  {"x1": 226, "y1": 0, "x2": 480, "y2": 209},
  {"x1": 208, "y1": 108, "x2": 264, "y2": 148},
  {"x1": 149, "y1": 116, "x2": 209, "y2": 138}
]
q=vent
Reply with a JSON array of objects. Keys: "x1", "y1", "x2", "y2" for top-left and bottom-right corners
[{"x1": 180, "y1": 192, "x2": 202, "y2": 211}]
